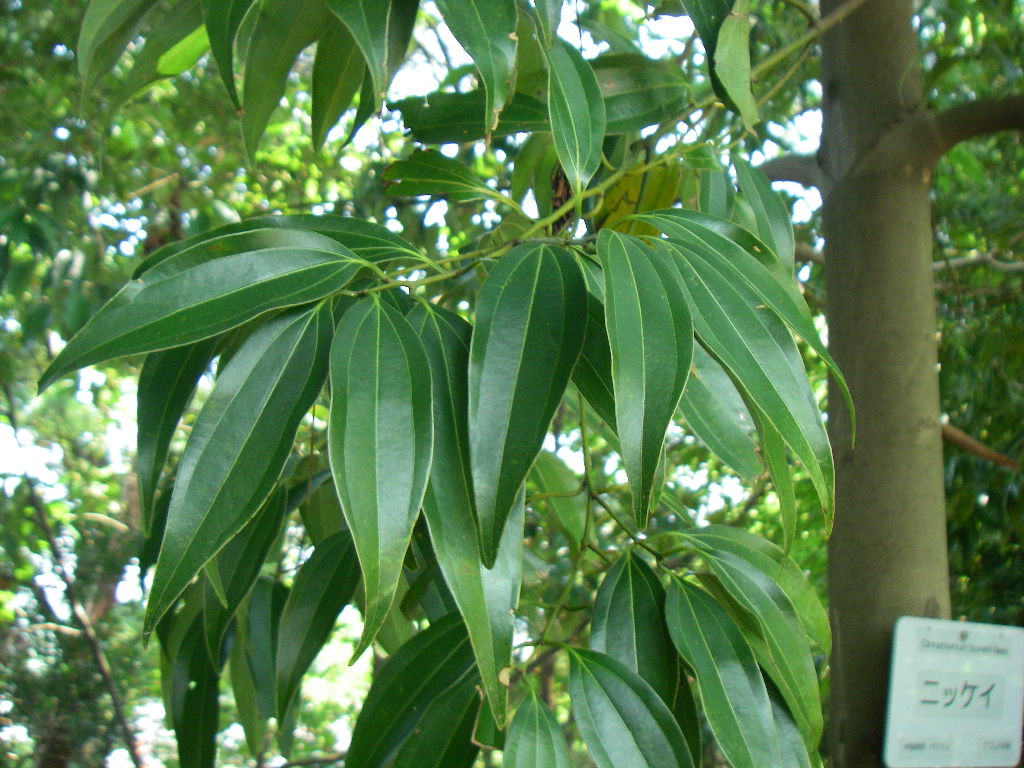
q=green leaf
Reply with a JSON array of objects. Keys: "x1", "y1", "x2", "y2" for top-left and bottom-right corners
[
  {"x1": 202, "y1": 0, "x2": 255, "y2": 106},
  {"x1": 568, "y1": 648, "x2": 695, "y2": 768},
  {"x1": 145, "y1": 303, "x2": 333, "y2": 634},
  {"x1": 590, "y1": 550, "x2": 678, "y2": 706},
  {"x1": 733, "y1": 158, "x2": 795, "y2": 272},
  {"x1": 545, "y1": 39, "x2": 607, "y2": 206},
  {"x1": 469, "y1": 244, "x2": 587, "y2": 566},
  {"x1": 533, "y1": 0, "x2": 561, "y2": 47},
  {"x1": 326, "y1": 0, "x2": 417, "y2": 103},
  {"x1": 773, "y1": 693, "x2": 814, "y2": 768},
  {"x1": 328, "y1": 298, "x2": 433, "y2": 659},
  {"x1": 40, "y1": 228, "x2": 358, "y2": 391},
  {"x1": 571, "y1": 290, "x2": 618, "y2": 430},
  {"x1": 714, "y1": 9, "x2": 758, "y2": 128},
  {"x1": 593, "y1": 53, "x2": 689, "y2": 133},
  {"x1": 504, "y1": 688, "x2": 571, "y2": 768},
  {"x1": 77, "y1": 0, "x2": 155, "y2": 93},
  {"x1": 408, "y1": 304, "x2": 522, "y2": 724},
  {"x1": 240, "y1": 577, "x2": 288, "y2": 722},
  {"x1": 311, "y1": 18, "x2": 365, "y2": 147},
  {"x1": 391, "y1": 675, "x2": 481, "y2": 768},
  {"x1": 679, "y1": 343, "x2": 762, "y2": 483},
  {"x1": 136, "y1": 337, "x2": 217, "y2": 530},
  {"x1": 434, "y1": 0, "x2": 517, "y2": 132},
  {"x1": 242, "y1": 0, "x2": 332, "y2": 157},
  {"x1": 665, "y1": 578, "x2": 781, "y2": 768},
  {"x1": 679, "y1": 0, "x2": 733, "y2": 110},
  {"x1": 393, "y1": 90, "x2": 549, "y2": 144},
  {"x1": 703, "y1": 550, "x2": 822, "y2": 749},
  {"x1": 345, "y1": 613, "x2": 477, "y2": 768},
  {"x1": 654, "y1": 238, "x2": 835, "y2": 527},
  {"x1": 757, "y1": 413, "x2": 797, "y2": 551},
  {"x1": 384, "y1": 149, "x2": 502, "y2": 202},
  {"x1": 598, "y1": 231, "x2": 693, "y2": 525},
  {"x1": 229, "y1": 606, "x2": 268, "y2": 754},
  {"x1": 530, "y1": 450, "x2": 586, "y2": 551},
  {"x1": 276, "y1": 530, "x2": 361, "y2": 717}
]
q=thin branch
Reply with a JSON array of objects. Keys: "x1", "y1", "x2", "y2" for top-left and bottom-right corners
[
  {"x1": 759, "y1": 153, "x2": 826, "y2": 190},
  {"x1": 928, "y1": 94, "x2": 1024, "y2": 162},
  {"x1": 278, "y1": 753, "x2": 347, "y2": 768},
  {"x1": 933, "y1": 252, "x2": 1024, "y2": 273},
  {"x1": 942, "y1": 423, "x2": 1020, "y2": 471}
]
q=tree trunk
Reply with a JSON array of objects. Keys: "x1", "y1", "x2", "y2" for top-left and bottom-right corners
[{"x1": 819, "y1": 1, "x2": 951, "y2": 765}]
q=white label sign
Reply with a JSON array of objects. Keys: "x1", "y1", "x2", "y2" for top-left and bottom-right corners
[{"x1": 884, "y1": 616, "x2": 1024, "y2": 767}]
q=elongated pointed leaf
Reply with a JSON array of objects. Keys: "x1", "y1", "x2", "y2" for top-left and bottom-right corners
[
  {"x1": 393, "y1": 90, "x2": 548, "y2": 144},
  {"x1": 598, "y1": 231, "x2": 692, "y2": 525},
  {"x1": 679, "y1": 343, "x2": 762, "y2": 483},
  {"x1": 679, "y1": 0, "x2": 733, "y2": 109},
  {"x1": 384, "y1": 150, "x2": 501, "y2": 202},
  {"x1": 469, "y1": 244, "x2": 586, "y2": 566},
  {"x1": 345, "y1": 613, "x2": 477, "y2": 768},
  {"x1": 592, "y1": 53, "x2": 689, "y2": 133},
  {"x1": 202, "y1": 0, "x2": 254, "y2": 106},
  {"x1": 571, "y1": 291, "x2": 617, "y2": 430},
  {"x1": 391, "y1": 674, "x2": 481, "y2": 768},
  {"x1": 757, "y1": 413, "x2": 797, "y2": 551},
  {"x1": 329, "y1": 298, "x2": 433, "y2": 659},
  {"x1": 435, "y1": 0, "x2": 516, "y2": 131},
  {"x1": 145, "y1": 304, "x2": 333, "y2": 634},
  {"x1": 504, "y1": 689, "x2": 571, "y2": 768},
  {"x1": 137, "y1": 337, "x2": 217, "y2": 529},
  {"x1": 311, "y1": 18, "x2": 365, "y2": 147},
  {"x1": 714, "y1": 10, "x2": 758, "y2": 128},
  {"x1": 530, "y1": 450, "x2": 586, "y2": 551},
  {"x1": 276, "y1": 531, "x2": 361, "y2": 716},
  {"x1": 545, "y1": 39, "x2": 606, "y2": 205},
  {"x1": 773, "y1": 693, "x2": 814, "y2": 768},
  {"x1": 733, "y1": 159, "x2": 795, "y2": 272},
  {"x1": 78, "y1": 0, "x2": 155, "y2": 92},
  {"x1": 242, "y1": 0, "x2": 332, "y2": 156},
  {"x1": 241, "y1": 577, "x2": 288, "y2": 720},
  {"x1": 326, "y1": 0, "x2": 417, "y2": 102},
  {"x1": 230, "y1": 606, "x2": 268, "y2": 755},
  {"x1": 40, "y1": 228, "x2": 358, "y2": 391},
  {"x1": 590, "y1": 550, "x2": 677, "y2": 705},
  {"x1": 704, "y1": 551, "x2": 822, "y2": 749},
  {"x1": 160, "y1": 608, "x2": 220, "y2": 768},
  {"x1": 665, "y1": 578, "x2": 781, "y2": 768},
  {"x1": 408, "y1": 304, "x2": 521, "y2": 723},
  {"x1": 568, "y1": 648, "x2": 695, "y2": 768},
  {"x1": 654, "y1": 238, "x2": 834, "y2": 526}
]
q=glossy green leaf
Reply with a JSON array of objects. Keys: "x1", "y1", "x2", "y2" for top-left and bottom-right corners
[
  {"x1": 40, "y1": 228, "x2": 358, "y2": 391},
  {"x1": 545, "y1": 39, "x2": 607, "y2": 205},
  {"x1": 136, "y1": 337, "x2": 217, "y2": 529},
  {"x1": 598, "y1": 231, "x2": 693, "y2": 525},
  {"x1": 593, "y1": 53, "x2": 689, "y2": 133},
  {"x1": 758, "y1": 413, "x2": 798, "y2": 551},
  {"x1": 530, "y1": 450, "x2": 586, "y2": 551},
  {"x1": 391, "y1": 674, "x2": 481, "y2": 768},
  {"x1": 276, "y1": 530, "x2": 361, "y2": 717},
  {"x1": 679, "y1": 0, "x2": 733, "y2": 109},
  {"x1": 311, "y1": 18, "x2": 365, "y2": 147},
  {"x1": 77, "y1": 0, "x2": 154, "y2": 92},
  {"x1": 240, "y1": 577, "x2": 288, "y2": 721},
  {"x1": 229, "y1": 606, "x2": 268, "y2": 755},
  {"x1": 326, "y1": 0, "x2": 417, "y2": 103},
  {"x1": 568, "y1": 648, "x2": 695, "y2": 768},
  {"x1": 329, "y1": 298, "x2": 433, "y2": 659},
  {"x1": 571, "y1": 290, "x2": 618, "y2": 430},
  {"x1": 384, "y1": 149, "x2": 502, "y2": 202},
  {"x1": 590, "y1": 550, "x2": 677, "y2": 705},
  {"x1": 704, "y1": 550, "x2": 822, "y2": 749},
  {"x1": 202, "y1": 0, "x2": 255, "y2": 106},
  {"x1": 201, "y1": 488, "x2": 288, "y2": 661},
  {"x1": 345, "y1": 613, "x2": 477, "y2": 768},
  {"x1": 678, "y1": 343, "x2": 762, "y2": 483},
  {"x1": 435, "y1": 0, "x2": 517, "y2": 132},
  {"x1": 733, "y1": 158, "x2": 795, "y2": 272},
  {"x1": 654, "y1": 238, "x2": 835, "y2": 526},
  {"x1": 665, "y1": 578, "x2": 781, "y2": 768},
  {"x1": 408, "y1": 303, "x2": 522, "y2": 724},
  {"x1": 504, "y1": 688, "x2": 571, "y2": 768},
  {"x1": 773, "y1": 693, "x2": 814, "y2": 768},
  {"x1": 242, "y1": 0, "x2": 332, "y2": 156},
  {"x1": 145, "y1": 303, "x2": 333, "y2": 634},
  {"x1": 393, "y1": 90, "x2": 549, "y2": 144},
  {"x1": 469, "y1": 244, "x2": 586, "y2": 566},
  {"x1": 533, "y1": 0, "x2": 561, "y2": 47},
  {"x1": 714, "y1": 9, "x2": 759, "y2": 128}
]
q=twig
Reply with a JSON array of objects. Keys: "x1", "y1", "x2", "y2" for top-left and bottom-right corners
[
  {"x1": 942, "y1": 423, "x2": 1020, "y2": 471},
  {"x1": 278, "y1": 753, "x2": 347, "y2": 767}
]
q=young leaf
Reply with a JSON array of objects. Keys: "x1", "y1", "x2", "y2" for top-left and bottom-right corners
[
  {"x1": 391, "y1": 675, "x2": 481, "y2": 768},
  {"x1": 202, "y1": 0, "x2": 254, "y2": 106},
  {"x1": 77, "y1": 0, "x2": 154, "y2": 93},
  {"x1": 434, "y1": 0, "x2": 517, "y2": 131},
  {"x1": 40, "y1": 228, "x2": 358, "y2": 391},
  {"x1": 311, "y1": 18, "x2": 365, "y2": 147},
  {"x1": 384, "y1": 149, "x2": 503, "y2": 202},
  {"x1": 504, "y1": 688, "x2": 571, "y2": 768},
  {"x1": 276, "y1": 530, "x2": 361, "y2": 717},
  {"x1": 590, "y1": 550, "x2": 678, "y2": 706},
  {"x1": 345, "y1": 613, "x2": 477, "y2": 768},
  {"x1": 665, "y1": 578, "x2": 781, "y2": 768},
  {"x1": 329, "y1": 298, "x2": 433, "y2": 659},
  {"x1": 545, "y1": 39, "x2": 607, "y2": 207},
  {"x1": 469, "y1": 244, "x2": 587, "y2": 566},
  {"x1": 408, "y1": 303, "x2": 522, "y2": 724},
  {"x1": 136, "y1": 337, "x2": 218, "y2": 529},
  {"x1": 714, "y1": 8, "x2": 759, "y2": 128},
  {"x1": 144, "y1": 303, "x2": 333, "y2": 634},
  {"x1": 242, "y1": 0, "x2": 332, "y2": 157},
  {"x1": 598, "y1": 231, "x2": 693, "y2": 525},
  {"x1": 568, "y1": 648, "x2": 695, "y2": 768}
]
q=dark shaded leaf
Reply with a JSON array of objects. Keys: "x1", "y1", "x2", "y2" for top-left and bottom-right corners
[
  {"x1": 504, "y1": 688, "x2": 570, "y2": 768},
  {"x1": 391, "y1": 675, "x2": 481, "y2": 768},
  {"x1": 593, "y1": 53, "x2": 689, "y2": 133},
  {"x1": 530, "y1": 450, "x2": 586, "y2": 551},
  {"x1": 571, "y1": 290, "x2": 618, "y2": 430},
  {"x1": 115, "y1": 0, "x2": 207, "y2": 105},
  {"x1": 201, "y1": 0, "x2": 254, "y2": 105},
  {"x1": 311, "y1": 18, "x2": 365, "y2": 147},
  {"x1": 78, "y1": 0, "x2": 155, "y2": 93},
  {"x1": 393, "y1": 90, "x2": 549, "y2": 144},
  {"x1": 384, "y1": 149, "x2": 500, "y2": 202}
]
